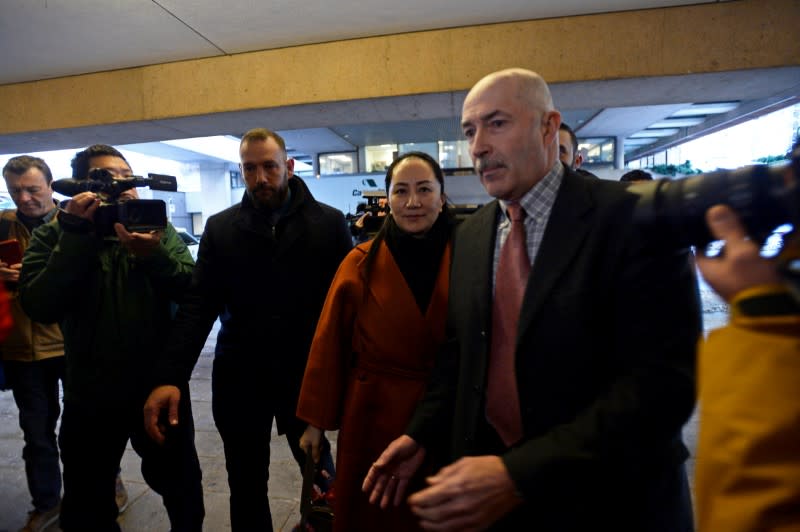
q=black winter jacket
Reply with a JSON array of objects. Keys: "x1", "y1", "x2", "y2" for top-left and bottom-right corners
[{"x1": 156, "y1": 177, "x2": 352, "y2": 421}]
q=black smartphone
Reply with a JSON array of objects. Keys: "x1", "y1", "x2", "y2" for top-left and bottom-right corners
[{"x1": 0, "y1": 239, "x2": 23, "y2": 265}]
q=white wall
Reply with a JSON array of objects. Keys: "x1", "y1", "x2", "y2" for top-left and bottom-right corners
[{"x1": 192, "y1": 161, "x2": 232, "y2": 233}]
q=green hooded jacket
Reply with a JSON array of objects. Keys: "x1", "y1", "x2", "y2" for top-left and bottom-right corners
[{"x1": 19, "y1": 218, "x2": 194, "y2": 409}]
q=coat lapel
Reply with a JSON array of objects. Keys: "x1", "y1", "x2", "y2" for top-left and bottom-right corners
[
  {"x1": 465, "y1": 203, "x2": 499, "y2": 331},
  {"x1": 423, "y1": 242, "x2": 451, "y2": 340},
  {"x1": 358, "y1": 238, "x2": 453, "y2": 345},
  {"x1": 358, "y1": 240, "x2": 431, "y2": 334},
  {"x1": 517, "y1": 170, "x2": 593, "y2": 340}
]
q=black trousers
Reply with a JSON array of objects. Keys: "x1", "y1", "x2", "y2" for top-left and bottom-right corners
[
  {"x1": 58, "y1": 387, "x2": 204, "y2": 532},
  {"x1": 212, "y1": 358, "x2": 333, "y2": 532}
]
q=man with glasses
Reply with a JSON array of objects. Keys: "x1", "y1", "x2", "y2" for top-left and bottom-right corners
[{"x1": 19, "y1": 144, "x2": 204, "y2": 532}]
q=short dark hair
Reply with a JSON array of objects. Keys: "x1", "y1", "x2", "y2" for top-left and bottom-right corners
[
  {"x1": 559, "y1": 123, "x2": 579, "y2": 154},
  {"x1": 3, "y1": 155, "x2": 53, "y2": 184},
  {"x1": 71, "y1": 144, "x2": 129, "y2": 179},
  {"x1": 239, "y1": 128, "x2": 287, "y2": 154},
  {"x1": 620, "y1": 169, "x2": 653, "y2": 182}
]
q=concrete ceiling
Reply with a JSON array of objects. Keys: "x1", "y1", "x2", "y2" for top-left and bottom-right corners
[{"x1": 2, "y1": 0, "x2": 796, "y2": 166}]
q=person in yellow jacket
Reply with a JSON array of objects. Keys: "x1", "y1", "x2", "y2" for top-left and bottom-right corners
[{"x1": 694, "y1": 204, "x2": 800, "y2": 532}]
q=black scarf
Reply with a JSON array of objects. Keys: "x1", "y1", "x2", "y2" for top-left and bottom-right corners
[{"x1": 384, "y1": 213, "x2": 451, "y2": 314}]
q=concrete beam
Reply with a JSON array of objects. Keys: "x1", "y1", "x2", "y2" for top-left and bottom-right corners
[{"x1": 0, "y1": 0, "x2": 797, "y2": 143}]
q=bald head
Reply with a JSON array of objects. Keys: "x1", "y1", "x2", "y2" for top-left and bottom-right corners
[
  {"x1": 467, "y1": 68, "x2": 555, "y2": 116},
  {"x1": 461, "y1": 68, "x2": 561, "y2": 201}
]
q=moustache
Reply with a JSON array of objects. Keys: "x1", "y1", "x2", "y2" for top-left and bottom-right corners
[{"x1": 475, "y1": 158, "x2": 506, "y2": 174}]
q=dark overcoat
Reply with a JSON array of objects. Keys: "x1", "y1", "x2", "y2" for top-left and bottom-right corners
[
  {"x1": 408, "y1": 167, "x2": 701, "y2": 531},
  {"x1": 157, "y1": 177, "x2": 352, "y2": 427}
]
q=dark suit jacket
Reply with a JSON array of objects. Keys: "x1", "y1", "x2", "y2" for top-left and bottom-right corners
[
  {"x1": 408, "y1": 167, "x2": 700, "y2": 530},
  {"x1": 155, "y1": 177, "x2": 352, "y2": 429}
]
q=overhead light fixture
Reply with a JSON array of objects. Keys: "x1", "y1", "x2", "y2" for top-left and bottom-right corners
[
  {"x1": 671, "y1": 102, "x2": 739, "y2": 117},
  {"x1": 648, "y1": 117, "x2": 706, "y2": 128},
  {"x1": 629, "y1": 128, "x2": 680, "y2": 138},
  {"x1": 624, "y1": 138, "x2": 659, "y2": 146}
]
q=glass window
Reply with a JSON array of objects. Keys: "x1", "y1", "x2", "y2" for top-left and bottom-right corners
[
  {"x1": 579, "y1": 138, "x2": 615, "y2": 165},
  {"x1": 319, "y1": 152, "x2": 357, "y2": 175},
  {"x1": 399, "y1": 142, "x2": 438, "y2": 161},
  {"x1": 230, "y1": 170, "x2": 243, "y2": 189},
  {"x1": 365, "y1": 145, "x2": 397, "y2": 173},
  {"x1": 438, "y1": 140, "x2": 472, "y2": 169}
]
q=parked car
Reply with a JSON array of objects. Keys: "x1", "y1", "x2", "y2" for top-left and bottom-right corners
[{"x1": 175, "y1": 228, "x2": 200, "y2": 262}]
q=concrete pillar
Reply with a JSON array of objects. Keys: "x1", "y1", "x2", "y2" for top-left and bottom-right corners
[{"x1": 615, "y1": 136, "x2": 626, "y2": 169}]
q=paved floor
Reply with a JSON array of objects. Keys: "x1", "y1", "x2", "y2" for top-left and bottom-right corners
[
  {"x1": 1, "y1": 303, "x2": 727, "y2": 532},
  {"x1": 0, "y1": 321, "x2": 332, "y2": 532}
]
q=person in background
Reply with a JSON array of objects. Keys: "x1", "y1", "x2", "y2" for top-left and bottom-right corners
[
  {"x1": 620, "y1": 169, "x2": 654, "y2": 183},
  {"x1": 352, "y1": 196, "x2": 389, "y2": 243},
  {"x1": 694, "y1": 204, "x2": 800, "y2": 531},
  {"x1": 364, "y1": 68, "x2": 700, "y2": 531},
  {"x1": 297, "y1": 152, "x2": 454, "y2": 531},
  {"x1": 1, "y1": 155, "x2": 65, "y2": 532},
  {"x1": 559, "y1": 123, "x2": 597, "y2": 179},
  {"x1": 144, "y1": 128, "x2": 352, "y2": 531},
  {"x1": 558, "y1": 123, "x2": 583, "y2": 170},
  {"x1": 19, "y1": 144, "x2": 202, "y2": 532}
]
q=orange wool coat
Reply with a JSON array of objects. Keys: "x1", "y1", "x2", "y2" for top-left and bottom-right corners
[{"x1": 297, "y1": 238, "x2": 451, "y2": 532}]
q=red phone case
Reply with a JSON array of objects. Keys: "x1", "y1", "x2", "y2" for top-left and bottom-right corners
[{"x1": 0, "y1": 239, "x2": 23, "y2": 265}]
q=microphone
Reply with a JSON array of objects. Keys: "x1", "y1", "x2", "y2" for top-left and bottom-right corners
[
  {"x1": 52, "y1": 178, "x2": 108, "y2": 197},
  {"x1": 52, "y1": 174, "x2": 176, "y2": 198}
]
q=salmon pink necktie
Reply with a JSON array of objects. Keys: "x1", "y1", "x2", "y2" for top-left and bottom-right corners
[{"x1": 486, "y1": 202, "x2": 529, "y2": 447}]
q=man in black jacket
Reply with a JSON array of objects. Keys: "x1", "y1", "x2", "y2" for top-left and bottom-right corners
[
  {"x1": 144, "y1": 128, "x2": 352, "y2": 531},
  {"x1": 365, "y1": 69, "x2": 699, "y2": 531}
]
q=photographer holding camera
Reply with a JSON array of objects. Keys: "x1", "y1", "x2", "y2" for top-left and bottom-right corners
[
  {"x1": 352, "y1": 195, "x2": 389, "y2": 243},
  {"x1": 19, "y1": 144, "x2": 204, "y2": 531},
  {"x1": 694, "y1": 204, "x2": 800, "y2": 531}
]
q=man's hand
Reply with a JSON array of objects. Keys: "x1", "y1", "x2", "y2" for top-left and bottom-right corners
[
  {"x1": 64, "y1": 192, "x2": 101, "y2": 221},
  {"x1": 0, "y1": 260, "x2": 20, "y2": 282},
  {"x1": 363, "y1": 434, "x2": 426, "y2": 509},
  {"x1": 408, "y1": 455, "x2": 523, "y2": 531},
  {"x1": 354, "y1": 212, "x2": 371, "y2": 230},
  {"x1": 696, "y1": 205, "x2": 781, "y2": 302},
  {"x1": 114, "y1": 223, "x2": 163, "y2": 258},
  {"x1": 143, "y1": 385, "x2": 181, "y2": 444},
  {"x1": 300, "y1": 425, "x2": 324, "y2": 463}
]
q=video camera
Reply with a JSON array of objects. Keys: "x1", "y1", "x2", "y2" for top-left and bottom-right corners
[
  {"x1": 632, "y1": 143, "x2": 799, "y2": 249},
  {"x1": 352, "y1": 190, "x2": 389, "y2": 237},
  {"x1": 632, "y1": 142, "x2": 799, "y2": 291},
  {"x1": 358, "y1": 190, "x2": 389, "y2": 217},
  {"x1": 52, "y1": 168, "x2": 178, "y2": 237}
]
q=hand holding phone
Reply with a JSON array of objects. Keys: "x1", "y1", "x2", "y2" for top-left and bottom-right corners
[
  {"x1": 0, "y1": 239, "x2": 23, "y2": 266},
  {"x1": 0, "y1": 239, "x2": 23, "y2": 283}
]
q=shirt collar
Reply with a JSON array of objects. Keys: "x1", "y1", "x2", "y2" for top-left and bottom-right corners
[{"x1": 498, "y1": 161, "x2": 563, "y2": 221}]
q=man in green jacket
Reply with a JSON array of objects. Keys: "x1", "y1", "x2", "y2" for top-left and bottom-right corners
[{"x1": 19, "y1": 145, "x2": 204, "y2": 532}]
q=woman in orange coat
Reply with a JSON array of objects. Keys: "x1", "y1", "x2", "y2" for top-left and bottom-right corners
[{"x1": 296, "y1": 151, "x2": 454, "y2": 531}]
